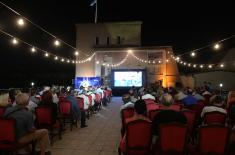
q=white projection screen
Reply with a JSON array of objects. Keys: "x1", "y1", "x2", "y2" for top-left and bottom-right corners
[{"x1": 114, "y1": 71, "x2": 142, "y2": 87}]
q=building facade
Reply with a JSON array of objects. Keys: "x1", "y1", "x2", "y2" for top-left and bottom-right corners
[{"x1": 75, "y1": 21, "x2": 180, "y2": 87}]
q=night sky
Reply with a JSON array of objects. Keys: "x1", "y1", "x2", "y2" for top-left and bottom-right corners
[{"x1": 0, "y1": 0, "x2": 234, "y2": 88}]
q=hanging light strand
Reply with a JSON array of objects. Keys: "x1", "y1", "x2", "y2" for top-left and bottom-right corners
[
  {"x1": 0, "y1": 1, "x2": 89, "y2": 56},
  {"x1": 176, "y1": 34, "x2": 235, "y2": 57},
  {"x1": 0, "y1": 28, "x2": 76, "y2": 64}
]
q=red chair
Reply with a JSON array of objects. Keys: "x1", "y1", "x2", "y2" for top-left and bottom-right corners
[
  {"x1": 189, "y1": 125, "x2": 230, "y2": 155},
  {"x1": 203, "y1": 94, "x2": 211, "y2": 105},
  {"x1": 59, "y1": 101, "x2": 77, "y2": 131},
  {"x1": 121, "y1": 108, "x2": 135, "y2": 136},
  {"x1": 0, "y1": 118, "x2": 35, "y2": 154},
  {"x1": 144, "y1": 99, "x2": 156, "y2": 105},
  {"x1": 155, "y1": 123, "x2": 188, "y2": 155},
  {"x1": 35, "y1": 106, "x2": 62, "y2": 145},
  {"x1": 0, "y1": 107, "x2": 6, "y2": 118},
  {"x1": 160, "y1": 104, "x2": 181, "y2": 111},
  {"x1": 94, "y1": 93, "x2": 102, "y2": 110},
  {"x1": 204, "y1": 111, "x2": 227, "y2": 125},
  {"x1": 186, "y1": 101, "x2": 205, "y2": 120},
  {"x1": 182, "y1": 110, "x2": 196, "y2": 141},
  {"x1": 106, "y1": 90, "x2": 112, "y2": 102},
  {"x1": 119, "y1": 120, "x2": 152, "y2": 155},
  {"x1": 147, "y1": 104, "x2": 159, "y2": 113},
  {"x1": 148, "y1": 109, "x2": 161, "y2": 121}
]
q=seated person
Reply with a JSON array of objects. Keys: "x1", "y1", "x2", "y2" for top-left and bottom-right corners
[
  {"x1": 4, "y1": 93, "x2": 50, "y2": 155},
  {"x1": 66, "y1": 89, "x2": 87, "y2": 128},
  {"x1": 174, "y1": 88, "x2": 187, "y2": 101},
  {"x1": 142, "y1": 89, "x2": 156, "y2": 101},
  {"x1": 119, "y1": 100, "x2": 151, "y2": 151},
  {"x1": 152, "y1": 94, "x2": 187, "y2": 135},
  {"x1": 120, "y1": 94, "x2": 134, "y2": 111},
  {"x1": 201, "y1": 95, "x2": 227, "y2": 118},
  {"x1": 182, "y1": 89, "x2": 198, "y2": 106},
  {"x1": 38, "y1": 90, "x2": 58, "y2": 124},
  {"x1": 193, "y1": 89, "x2": 205, "y2": 101}
]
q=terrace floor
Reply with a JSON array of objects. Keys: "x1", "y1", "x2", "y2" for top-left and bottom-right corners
[{"x1": 51, "y1": 97, "x2": 122, "y2": 155}]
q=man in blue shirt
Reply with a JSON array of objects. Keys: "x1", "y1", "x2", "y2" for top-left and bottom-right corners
[
  {"x1": 66, "y1": 89, "x2": 87, "y2": 128},
  {"x1": 182, "y1": 89, "x2": 198, "y2": 106}
]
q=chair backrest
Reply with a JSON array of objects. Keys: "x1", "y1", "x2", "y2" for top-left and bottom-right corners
[
  {"x1": 59, "y1": 101, "x2": 72, "y2": 115},
  {"x1": 76, "y1": 97, "x2": 84, "y2": 109},
  {"x1": 159, "y1": 123, "x2": 188, "y2": 154},
  {"x1": 168, "y1": 104, "x2": 182, "y2": 111},
  {"x1": 147, "y1": 103, "x2": 159, "y2": 112},
  {"x1": 0, "y1": 107, "x2": 6, "y2": 118},
  {"x1": 126, "y1": 120, "x2": 152, "y2": 155},
  {"x1": 187, "y1": 101, "x2": 205, "y2": 119},
  {"x1": 199, "y1": 125, "x2": 229, "y2": 154},
  {"x1": 182, "y1": 110, "x2": 196, "y2": 135},
  {"x1": 144, "y1": 99, "x2": 156, "y2": 105},
  {"x1": 0, "y1": 118, "x2": 16, "y2": 143},
  {"x1": 204, "y1": 94, "x2": 211, "y2": 105},
  {"x1": 35, "y1": 106, "x2": 53, "y2": 126},
  {"x1": 204, "y1": 111, "x2": 227, "y2": 125},
  {"x1": 121, "y1": 108, "x2": 135, "y2": 127},
  {"x1": 59, "y1": 96, "x2": 66, "y2": 102},
  {"x1": 106, "y1": 90, "x2": 112, "y2": 97},
  {"x1": 95, "y1": 94, "x2": 102, "y2": 103},
  {"x1": 148, "y1": 109, "x2": 160, "y2": 121}
]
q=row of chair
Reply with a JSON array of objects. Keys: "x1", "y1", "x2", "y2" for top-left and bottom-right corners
[{"x1": 119, "y1": 120, "x2": 230, "y2": 155}]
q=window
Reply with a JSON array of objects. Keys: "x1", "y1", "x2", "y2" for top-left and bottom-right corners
[
  {"x1": 117, "y1": 36, "x2": 121, "y2": 44},
  {"x1": 107, "y1": 37, "x2": 110, "y2": 45},
  {"x1": 95, "y1": 37, "x2": 99, "y2": 45}
]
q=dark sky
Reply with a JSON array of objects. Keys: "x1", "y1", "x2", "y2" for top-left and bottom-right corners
[{"x1": 0, "y1": 0, "x2": 234, "y2": 88}]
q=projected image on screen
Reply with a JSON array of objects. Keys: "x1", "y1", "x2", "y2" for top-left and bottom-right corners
[{"x1": 114, "y1": 71, "x2": 142, "y2": 87}]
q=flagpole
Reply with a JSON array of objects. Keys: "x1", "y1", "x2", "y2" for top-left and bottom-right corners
[{"x1": 95, "y1": 0, "x2": 98, "y2": 23}]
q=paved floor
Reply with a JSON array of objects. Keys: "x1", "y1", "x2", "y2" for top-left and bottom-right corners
[{"x1": 51, "y1": 97, "x2": 122, "y2": 155}]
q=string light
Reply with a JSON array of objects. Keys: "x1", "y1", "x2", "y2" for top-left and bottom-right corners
[
  {"x1": 193, "y1": 64, "x2": 197, "y2": 68},
  {"x1": 72, "y1": 60, "x2": 75, "y2": 64},
  {"x1": 74, "y1": 51, "x2": 79, "y2": 56},
  {"x1": 166, "y1": 59, "x2": 169, "y2": 63},
  {"x1": 54, "y1": 56, "x2": 58, "y2": 60},
  {"x1": 214, "y1": 43, "x2": 220, "y2": 50},
  {"x1": 96, "y1": 61, "x2": 99, "y2": 64},
  {"x1": 67, "y1": 60, "x2": 70, "y2": 63},
  {"x1": 128, "y1": 50, "x2": 132, "y2": 53},
  {"x1": 200, "y1": 65, "x2": 204, "y2": 68},
  {"x1": 208, "y1": 65, "x2": 212, "y2": 68},
  {"x1": 31, "y1": 47, "x2": 36, "y2": 52},
  {"x1": 17, "y1": 18, "x2": 25, "y2": 26},
  {"x1": 220, "y1": 64, "x2": 224, "y2": 68},
  {"x1": 61, "y1": 58, "x2": 64, "y2": 62},
  {"x1": 44, "y1": 53, "x2": 49, "y2": 57},
  {"x1": 191, "y1": 52, "x2": 196, "y2": 57},
  {"x1": 54, "y1": 40, "x2": 60, "y2": 47},
  {"x1": 12, "y1": 38, "x2": 18, "y2": 45}
]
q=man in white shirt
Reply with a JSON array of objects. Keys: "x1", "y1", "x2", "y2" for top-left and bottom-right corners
[
  {"x1": 120, "y1": 94, "x2": 134, "y2": 111},
  {"x1": 142, "y1": 93, "x2": 156, "y2": 101},
  {"x1": 201, "y1": 95, "x2": 227, "y2": 118}
]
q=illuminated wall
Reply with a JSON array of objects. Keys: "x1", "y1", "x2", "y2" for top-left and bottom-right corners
[{"x1": 75, "y1": 22, "x2": 180, "y2": 87}]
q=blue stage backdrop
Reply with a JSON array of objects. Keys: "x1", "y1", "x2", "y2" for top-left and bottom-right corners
[{"x1": 75, "y1": 77, "x2": 101, "y2": 89}]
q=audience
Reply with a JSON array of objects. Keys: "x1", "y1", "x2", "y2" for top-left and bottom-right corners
[
  {"x1": 152, "y1": 93, "x2": 187, "y2": 135},
  {"x1": 120, "y1": 94, "x2": 134, "y2": 111},
  {"x1": 4, "y1": 93, "x2": 50, "y2": 155},
  {"x1": 201, "y1": 95, "x2": 227, "y2": 118},
  {"x1": 182, "y1": 89, "x2": 198, "y2": 106}
]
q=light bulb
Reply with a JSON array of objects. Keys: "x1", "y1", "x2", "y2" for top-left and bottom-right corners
[
  {"x1": 191, "y1": 52, "x2": 196, "y2": 57},
  {"x1": 96, "y1": 61, "x2": 100, "y2": 64},
  {"x1": 44, "y1": 53, "x2": 49, "y2": 57},
  {"x1": 12, "y1": 38, "x2": 18, "y2": 45},
  {"x1": 220, "y1": 64, "x2": 224, "y2": 68},
  {"x1": 31, "y1": 47, "x2": 36, "y2": 52},
  {"x1": 214, "y1": 43, "x2": 220, "y2": 50},
  {"x1": 54, "y1": 40, "x2": 60, "y2": 46},
  {"x1": 74, "y1": 51, "x2": 79, "y2": 56},
  {"x1": 54, "y1": 56, "x2": 58, "y2": 60},
  {"x1": 17, "y1": 18, "x2": 25, "y2": 26}
]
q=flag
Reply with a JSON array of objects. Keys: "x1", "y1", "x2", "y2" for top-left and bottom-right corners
[{"x1": 90, "y1": 0, "x2": 97, "y2": 6}]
